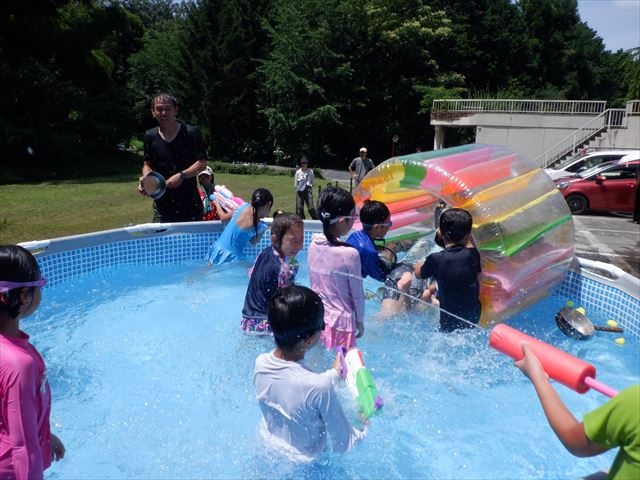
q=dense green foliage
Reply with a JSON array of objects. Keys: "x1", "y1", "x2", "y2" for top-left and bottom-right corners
[{"x1": 1, "y1": 0, "x2": 638, "y2": 181}]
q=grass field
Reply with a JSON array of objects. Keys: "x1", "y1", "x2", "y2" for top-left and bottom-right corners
[{"x1": 0, "y1": 172, "x2": 341, "y2": 244}]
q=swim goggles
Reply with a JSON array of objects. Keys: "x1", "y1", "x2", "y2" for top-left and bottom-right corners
[
  {"x1": 0, "y1": 278, "x2": 48, "y2": 293},
  {"x1": 329, "y1": 215, "x2": 359, "y2": 224},
  {"x1": 273, "y1": 319, "x2": 326, "y2": 342},
  {"x1": 363, "y1": 221, "x2": 393, "y2": 229}
]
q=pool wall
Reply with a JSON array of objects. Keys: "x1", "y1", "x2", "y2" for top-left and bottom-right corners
[{"x1": 19, "y1": 220, "x2": 640, "y2": 340}]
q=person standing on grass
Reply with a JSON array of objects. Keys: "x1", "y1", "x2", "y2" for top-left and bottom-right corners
[
  {"x1": 294, "y1": 156, "x2": 317, "y2": 220},
  {"x1": 348, "y1": 147, "x2": 374, "y2": 186},
  {"x1": 197, "y1": 166, "x2": 232, "y2": 222},
  {"x1": 138, "y1": 93, "x2": 207, "y2": 222}
]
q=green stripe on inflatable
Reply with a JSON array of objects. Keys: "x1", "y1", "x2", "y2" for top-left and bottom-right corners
[
  {"x1": 398, "y1": 144, "x2": 478, "y2": 189},
  {"x1": 478, "y1": 215, "x2": 572, "y2": 257},
  {"x1": 399, "y1": 163, "x2": 427, "y2": 189}
]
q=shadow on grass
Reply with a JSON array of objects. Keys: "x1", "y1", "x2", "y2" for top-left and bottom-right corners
[{"x1": 1, "y1": 150, "x2": 142, "y2": 185}]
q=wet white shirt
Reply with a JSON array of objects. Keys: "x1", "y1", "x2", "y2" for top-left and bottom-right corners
[{"x1": 253, "y1": 351, "x2": 365, "y2": 458}]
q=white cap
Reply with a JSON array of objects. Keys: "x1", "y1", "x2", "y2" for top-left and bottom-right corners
[
  {"x1": 199, "y1": 166, "x2": 213, "y2": 177},
  {"x1": 359, "y1": 147, "x2": 367, "y2": 153}
]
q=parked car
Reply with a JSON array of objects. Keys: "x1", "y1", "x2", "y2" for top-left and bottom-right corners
[
  {"x1": 554, "y1": 159, "x2": 640, "y2": 215},
  {"x1": 544, "y1": 149, "x2": 639, "y2": 181}
]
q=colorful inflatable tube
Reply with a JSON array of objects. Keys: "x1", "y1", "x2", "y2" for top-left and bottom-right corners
[{"x1": 354, "y1": 144, "x2": 575, "y2": 327}]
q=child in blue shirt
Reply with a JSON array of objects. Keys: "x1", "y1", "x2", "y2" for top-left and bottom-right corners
[
  {"x1": 347, "y1": 200, "x2": 433, "y2": 316},
  {"x1": 242, "y1": 212, "x2": 304, "y2": 334},
  {"x1": 206, "y1": 188, "x2": 273, "y2": 265}
]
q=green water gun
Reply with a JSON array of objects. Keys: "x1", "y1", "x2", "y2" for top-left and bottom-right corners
[{"x1": 338, "y1": 347, "x2": 384, "y2": 418}]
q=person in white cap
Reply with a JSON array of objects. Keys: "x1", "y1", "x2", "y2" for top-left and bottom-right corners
[
  {"x1": 197, "y1": 166, "x2": 232, "y2": 222},
  {"x1": 348, "y1": 147, "x2": 374, "y2": 186}
]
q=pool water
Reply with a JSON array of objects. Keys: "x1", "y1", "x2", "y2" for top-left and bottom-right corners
[{"x1": 33, "y1": 254, "x2": 638, "y2": 479}]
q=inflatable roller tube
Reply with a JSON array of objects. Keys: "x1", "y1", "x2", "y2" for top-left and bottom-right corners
[{"x1": 489, "y1": 324, "x2": 595, "y2": 394}]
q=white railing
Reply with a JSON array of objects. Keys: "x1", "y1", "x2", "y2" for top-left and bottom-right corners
[
  {"x1": 627, "y1": 100, "x2": 640, "y2": 115},
  {"x1": 533, "y1": 108, "x2": 627, "y2": 168},
  {"x1": 432, "y1": 99, "x2": 607, "y2": 114}
]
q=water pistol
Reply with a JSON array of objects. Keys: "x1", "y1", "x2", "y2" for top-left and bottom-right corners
[
  {"x1": 338, "y1": 347, "x2": 383, "y2": 418},
  {"x1": 210, "y1": 185, "x2": 243, "y2": 211}
]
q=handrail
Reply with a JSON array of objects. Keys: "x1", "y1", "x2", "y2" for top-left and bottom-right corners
[
  {"x1": 432, "y1": 99, "x2": 607, "y2": 114},
  {"x1": 627, "y1": 100, "x2": 640, "y2": 115},
  {"x1": 533, "y1": 108, "x2": 627, "y2": 168}
]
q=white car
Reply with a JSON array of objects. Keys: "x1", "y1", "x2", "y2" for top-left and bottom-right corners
[{"x1": 544, "y1": 149, "x2": 640, "y2": 180}]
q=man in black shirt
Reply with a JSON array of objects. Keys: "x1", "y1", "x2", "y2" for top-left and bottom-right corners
[{"x1": 139, "y1": 93, "x2": 208, "y2": 222}]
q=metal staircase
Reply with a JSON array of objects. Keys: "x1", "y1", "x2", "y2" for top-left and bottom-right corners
[{"x1": 533, "y1": 108, "x2": 627, "y2": 168}]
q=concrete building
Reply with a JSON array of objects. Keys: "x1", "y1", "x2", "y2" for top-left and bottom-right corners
[{"x1": 430, "y1": 99, "x2": 640, "y2": 168}]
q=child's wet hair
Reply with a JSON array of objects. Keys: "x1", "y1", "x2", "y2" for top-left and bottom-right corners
[
  {"x1": 439, "y1": 208, "x2": 473, "y2": 244},
  {"x1": 0, "y1": 245, "x2": 42, "y2": 319},
  {"x1": 251, "y1": 188, "x2": 274, "y2": 233},
  {"x1": 359, "y1": 200, "x2": 390, "y2": 228},
  {"x1": 271, "y1": 212, "x2": 303, "y2": 250},
  {"x1": 268, "y1": 285, "x2": 325, "y2": 350},
  {"x1": 316, "y1": 186, "x2": 355, "y2": 246}
]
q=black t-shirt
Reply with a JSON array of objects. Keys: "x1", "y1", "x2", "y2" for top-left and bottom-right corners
[
  {"x1": 420, "y1": 246, "x2": 482, "y2": 332},
  {"x1": 143, "y1": 123, "x2": 207, "y2": 222}
]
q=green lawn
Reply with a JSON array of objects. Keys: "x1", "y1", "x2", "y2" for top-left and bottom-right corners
[{"x1": 0, "y1": 173, "x2": 340, "y2": 244}]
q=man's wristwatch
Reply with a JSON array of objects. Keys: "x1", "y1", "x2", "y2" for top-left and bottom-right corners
[{"x1": 180, "y1": 171, "x2": 188, "y2": 181}]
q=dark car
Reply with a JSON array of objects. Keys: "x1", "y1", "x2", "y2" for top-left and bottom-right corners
[{"x1": 554, "y1": 159, "x2": 640, "y2": 215}]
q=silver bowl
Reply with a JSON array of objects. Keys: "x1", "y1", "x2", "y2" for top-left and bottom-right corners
[{"x1": 142, "y1": 171, "x2": 166, "y2": 200}]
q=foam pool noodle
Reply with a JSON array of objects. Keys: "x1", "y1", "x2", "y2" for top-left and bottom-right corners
[
  {"x1": 489, "y1": 323, "x2": 618, "y2": 397},
  {"x1": 340, "y1": 348, "x2": 383, "y2": 418}
]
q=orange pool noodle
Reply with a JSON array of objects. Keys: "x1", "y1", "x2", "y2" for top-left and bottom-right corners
[{"x1": 489, "y1": 323, "x2": 596, "y2": 394}]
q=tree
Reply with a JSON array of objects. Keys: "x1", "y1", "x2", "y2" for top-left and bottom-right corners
[
  {"x1": 128, "y1": 16, "x2": 188, "y2": 128},
  {"x1": 258, "y1": 0, "x2": 356, "y2": 165},
  {"x1": 428, "y1": 0, "x2": 528, "y2": 94},
  {"x1": 258, "y1": 0, "x2": 453, "y2": 165},
  {"x1": 179, "y1": 0, "x2": 271, "y2": 163},
  {"x1": 518, "y1": 0, "x2": 613, "y2": 99},
  {"x1": 0, "y1": 0, "x2": 144, "y2": 174}
]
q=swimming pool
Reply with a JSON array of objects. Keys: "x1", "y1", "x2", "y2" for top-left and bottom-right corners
[{"x1": 19, "y1": 221, "x2": 640, "y2": 479}]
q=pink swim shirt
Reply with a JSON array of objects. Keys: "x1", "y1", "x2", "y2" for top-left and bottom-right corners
[{"x1": 0, "y1": 331, "x2": 52, "y2": 480}]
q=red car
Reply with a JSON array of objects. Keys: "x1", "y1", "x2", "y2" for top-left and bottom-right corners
[{"x1": 554, "y1": 159, "x2": 639, "y2": 215}]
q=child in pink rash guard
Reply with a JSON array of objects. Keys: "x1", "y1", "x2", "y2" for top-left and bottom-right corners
[
  {"x1": 0, "y1": 245, "x2": 65, "y2": 479},
  {"x1": 308, "y1": 186, "x2": 365, "y2": 350}
]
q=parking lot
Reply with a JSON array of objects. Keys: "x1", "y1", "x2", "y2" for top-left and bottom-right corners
[{"x1": 572, "y1": 213, "x2": 640, "y2": 278}]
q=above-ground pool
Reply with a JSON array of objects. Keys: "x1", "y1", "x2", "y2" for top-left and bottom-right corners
[{"x1": 18, "y1": 221, "x2": 640, "y2": 479}]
